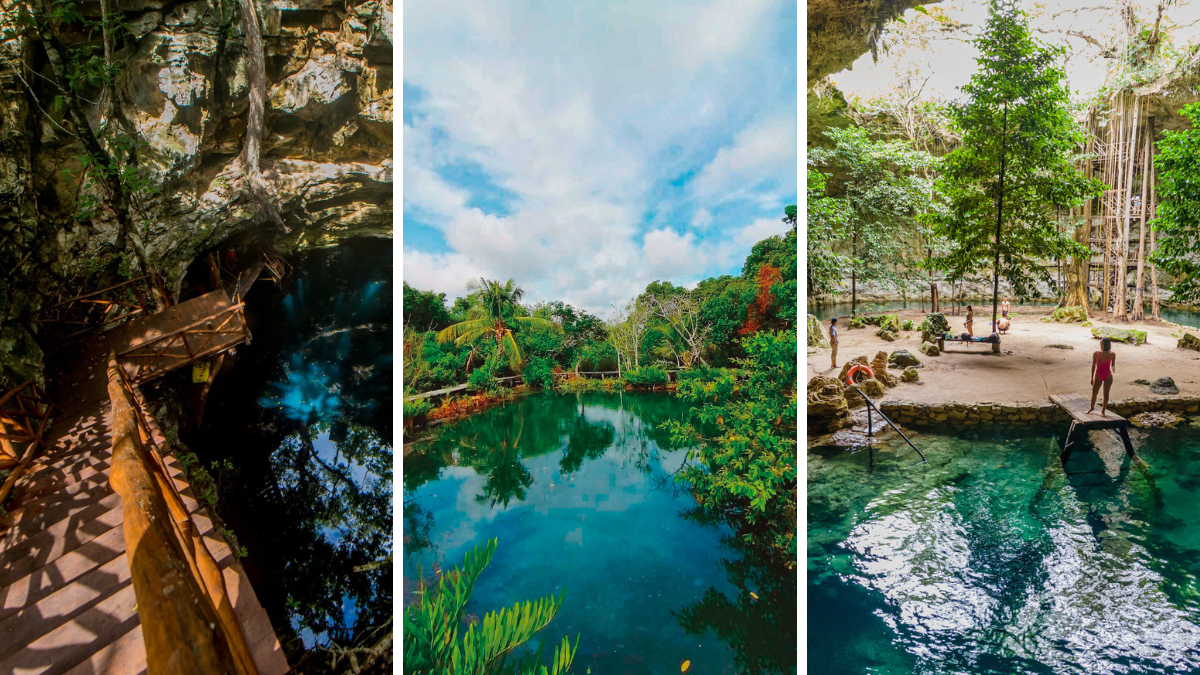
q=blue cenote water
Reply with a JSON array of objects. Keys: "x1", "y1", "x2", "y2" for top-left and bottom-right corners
[
  {"x1": 808, "y1": 423, "x2": 1200, "y2": 674},
  {"x1": 404, "y1": 392, "x2": 798, "y2": 674},
  {"x1": 181, "y1": 239, "x2": 392, "y2": 660}
]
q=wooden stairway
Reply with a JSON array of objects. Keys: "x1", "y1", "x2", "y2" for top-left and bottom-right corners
[{"x1": 0, "y1": 401, "x2": 288, "y2": 674}]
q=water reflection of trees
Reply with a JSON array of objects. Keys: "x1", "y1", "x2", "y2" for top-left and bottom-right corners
[
  {"x1": 404, "y1": 393, "x2": 691, "y2": 505},
  {"x1": 194, "y1": 242, "x2": 393, "y2": 673},
  {"x1": 674, "y1": 508, "x2": 797, "y2": 674},
  {"x1": 269, "y1": 422, "x2": 392, "y2": 646}
]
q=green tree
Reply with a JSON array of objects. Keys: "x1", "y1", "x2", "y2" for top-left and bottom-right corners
[
  {"x1": 801, "y1": 168, "x2": 849, "y2": 296},
  {"x1": 809, "y1": 126, "x2": 934, "y2": 314},
  {"x1": 1150, "y1": 102, "x2": 1200, "y2": 303},
  {"x1": 437, "y1": 279, "x2": 562, "y2": 372},
  {"x1": 403, "y1": 283, "x2": 454, "y2": 332},
  {"x1": 669, "y1": 331, "x2": 797, "y2": 562},
  {"x1": 403, "y1": 540, "x2": 578, "y2": 675},
  {"x1": 927, "y1": 0, "x2": 1101, "y2": 328}
]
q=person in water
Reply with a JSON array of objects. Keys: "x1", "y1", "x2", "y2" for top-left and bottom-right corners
[
  {"x1": 829, "y1": 317, "x2": 839, "y2": 370},
  {"x1": 965, "y1": 305, "x2": 974, "y2": 337},
  {"x1": 1087, "y1": 337, "x2": 1116, "y2": 417},
  {"x1": 1001, "y1": 297, "x2": 1010, "y2": 318}
]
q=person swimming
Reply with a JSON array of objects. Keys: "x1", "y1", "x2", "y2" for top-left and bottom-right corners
[{"x1": 1086, "y1": 337, "x2": 1116, "y2": 417}]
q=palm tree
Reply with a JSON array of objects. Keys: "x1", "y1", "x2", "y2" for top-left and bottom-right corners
[{"x1": 436, "y1": 278, "x2": 561, "y2": 371}]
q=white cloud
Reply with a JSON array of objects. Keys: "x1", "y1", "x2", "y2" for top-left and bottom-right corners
[
  {"x1": 402, "y1": 0, "x2": 795, "y2": 312},
  {"x1": 735, "y1": 217, "x2": 789, "y2": 247},
  {"x1": 691, "y1": 113, "x2": 798, "y2": 200},
  {"x1": 402, "y1": 249, "x2": 487, "y2": 301}
]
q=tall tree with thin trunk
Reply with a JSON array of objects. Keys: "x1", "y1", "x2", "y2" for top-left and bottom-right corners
[{"x1": 926, "y1": 0, "x2": 1101, "y2": 332}]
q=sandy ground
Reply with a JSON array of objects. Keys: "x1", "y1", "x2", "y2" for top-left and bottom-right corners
[{"x1": 807, "y1": 306, "x2": 1200, "y2": 406}]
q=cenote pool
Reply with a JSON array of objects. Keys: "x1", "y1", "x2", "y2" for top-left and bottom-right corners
[
  {"x1": 404, "y1": 392, "x2": 797, "y2": 674},
  {"x1": 808, "y1": 423, "x2": 1200, "y2": 674},
  {"x1": 178, "y1": 239, "x2": 392, "y2": 664}
]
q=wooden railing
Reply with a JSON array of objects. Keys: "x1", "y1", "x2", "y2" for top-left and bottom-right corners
[
  {"x1": 117, "y1": 301, "x2": 248, "y2": 384},
  {"x1": 0, "y1": 380, "x2": 55, "y2": 503},
  {"x1": 28, "y1": 274, "x2": 169, "y2": 347},
  {"x1": 106, "y1": 356, "x2": 259, "y2": 674}
]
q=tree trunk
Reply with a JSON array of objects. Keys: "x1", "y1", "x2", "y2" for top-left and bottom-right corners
[
  {"x1": 991, "y1": 102, "x2": 1008, "y2": 334},
  {"x1": 851, "y1": 230, "x2": 858, "y2": 316},
  {"x1": 238, "y1": 0, "x2": 288, "y2": 233},
  {"x1": 1150, "y1": 138, "x2": 1160, "y2": 320},
  {"x1": 1118, "y1": 95, "x2": 1141, "y2": 320},
  {"x1": 1133, "y1": 114, "x2": 1152, "y2": 320}
]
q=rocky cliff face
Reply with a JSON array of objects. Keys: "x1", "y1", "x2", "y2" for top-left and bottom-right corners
[
  {"x1": 807, "y1": 0, "x2": 936, "y2": 87},
  {"x1": 0, "y1": 0, "x2": 393, "y2": 388}
]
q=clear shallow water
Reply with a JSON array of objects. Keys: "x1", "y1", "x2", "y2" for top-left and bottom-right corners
[
  {"x1": 808, "y1": 423, "x2": 1200, "y2": 674},
  {"x1": 404, "y1": 393, "x2": 797, "y2": 674}
]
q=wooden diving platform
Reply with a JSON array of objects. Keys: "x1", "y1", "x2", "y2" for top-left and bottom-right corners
[{"x1": 1051, "y1": 393, "x2": 1137, "y2": 463}]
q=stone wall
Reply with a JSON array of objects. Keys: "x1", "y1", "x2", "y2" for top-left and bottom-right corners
[
  {"x1": 0, "y1": 0, "x2": 392, "y2": 388},
  {"x1": 879, "y1": 397, "x2": 1200, "y2": 428}
]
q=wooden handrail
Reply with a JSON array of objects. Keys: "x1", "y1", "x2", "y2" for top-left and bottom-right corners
[{"x1": 106, "y1": 356, "x2": 259, "y2": 675}]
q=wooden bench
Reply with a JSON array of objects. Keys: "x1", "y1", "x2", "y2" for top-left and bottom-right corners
[{"x1": 937, "y1": 334, "x2": 1001, "y2": 353}]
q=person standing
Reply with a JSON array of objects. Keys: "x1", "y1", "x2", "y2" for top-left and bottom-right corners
[
  {"x1": 1001, "y1": 297, "x2": 1010, "y2": 318},
  {"x1": 1087, "y1": 337, "x2": 1116, "y2": 417},
  {"x1": 829, "y1": 317, "x2": 839, "y2": 370},
  {"x1": 965, "y1": 305, "x2": 974, "y2": 337}
]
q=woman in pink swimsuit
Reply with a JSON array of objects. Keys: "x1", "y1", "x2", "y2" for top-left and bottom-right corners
[{"x1": 1087, "y1": 337, "x2": 1116, "y2": 417}]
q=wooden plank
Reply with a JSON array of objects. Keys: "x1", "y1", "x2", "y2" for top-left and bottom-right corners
[
  {"x1": 61, "y1": 625, "x2": 146, "y2": 675},
  {"x1": 1050, "y1": 393, "x2": 1127, "y2": 428},
  {"x1": 0, "y1": 525, "x2": 126, "y2": 624},
  {"x1": 0, "y1": 583, "x2": 139, "y2": 675},
  {"x1": 0, "y1": 554, "x2": 132, "y2": 662}
]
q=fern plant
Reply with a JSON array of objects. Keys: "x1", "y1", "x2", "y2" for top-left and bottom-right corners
[{"x1": 404, "y1": 539, "x2": 578, "y2": 675}]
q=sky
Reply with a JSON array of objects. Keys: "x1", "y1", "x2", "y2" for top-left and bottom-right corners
[
  {"x1": 403, "y1": 0, "x2": 797, "y2": 316},
  {"x1": 831, "y1": 0, "x2": 1200, "y2": 105}
]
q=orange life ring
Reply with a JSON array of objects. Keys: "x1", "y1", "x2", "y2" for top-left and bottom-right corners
[{"x1": 845, "y1": 363, "x2": 874, "y2": 384}]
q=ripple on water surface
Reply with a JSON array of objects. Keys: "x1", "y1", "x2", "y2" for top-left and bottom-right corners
[
  {"x1": 809, "y1": 424, "x2": 1200, "y2": 674},
  {"x1": 405, "y1": 392, "x2": 798, "y2": 674}
]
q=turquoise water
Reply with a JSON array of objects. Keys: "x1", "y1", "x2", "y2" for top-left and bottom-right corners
[
  {"x1": 404, "y1": 392, "x2": 797, "y2": 674},
  {"x1": 808, "y1": 423, "x2": 1200, "y2": 674}
]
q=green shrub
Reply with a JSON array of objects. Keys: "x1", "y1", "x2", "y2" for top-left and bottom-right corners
[
  {"x1": 467, "y1": 366, "x2": 495, "y2": 392},
  {"x1": 524, "y1": 357, "x2": 555, "y2": 390},
  {"x1": 404, "y1": 397, "x2": 433, "y2": 427},
  {"x1": 669, "y1": 331, "x2": 797, "y2": 561},
  {"x1": 624, "y1": 365, "x2": 669, "y2": 387},
  {"x1": 676, "y1": 365, "x2": 723, "y2": 383},
  {"x1": 847, "y1": 316, "x2": 866, "y2": 329},
  {"x1": 901, "y1": 319, "x2": 915, "y2": 331},
  {"x1": 403, "y1": 539, "x2": 578, "y2": 675}
]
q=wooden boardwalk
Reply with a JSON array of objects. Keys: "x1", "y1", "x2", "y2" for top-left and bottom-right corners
[
  {"x1": 1, "y1": 285, "x2": 283, "y2": 673},
  {"x1": 0, "y1": 401, "x2": 287, "y2": 674}
]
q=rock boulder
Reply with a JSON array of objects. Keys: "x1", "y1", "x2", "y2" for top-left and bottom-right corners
[
  {"x1": 807, "y1": 376, "x2": 849, "y2": 432},
  {"x1": 888, "y1": 349, "x2": 921, "y2": 368},
  {"x1": 1092, "y1": 326, "x2": 1147, "y2": 345}
]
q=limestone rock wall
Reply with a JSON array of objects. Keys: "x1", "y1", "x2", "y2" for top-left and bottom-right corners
[{"x1": 0, "y1": 0, "x2": 393, "y2": 388}]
